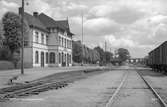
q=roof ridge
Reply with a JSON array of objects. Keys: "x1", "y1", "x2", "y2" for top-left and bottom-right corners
[
  {"x1": 24, "y1": 12, "x2": 48, "y2": 32},
  {"x1": 38, "y1": 13, "x2": 69, "y2": 30}
]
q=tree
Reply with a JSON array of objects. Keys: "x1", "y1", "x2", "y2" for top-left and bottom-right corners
[
  {"x1": 2, "y1": 12, "x2": 29, "y2": 68},
  {"x1": 72, "y1": 41, "x2": 82, "y2": 63},
  {"x1": 116, "y1": 48, "x2": 130, "y2": 62},
  {"x1": 0, "y1": 21, "x2": 11, "y2": 60},
  {"x1": 2, "y1": 12, "x2": 22, "y2": 55},
  {"x1": 94, "y1": 46, "x2": 105, "y2": 62},
  {"x1": 105, "y1": 51, "x2": 113, "y2": 63},
  {"x1": 92, "y1": 50, "x2": 100, "y2": 63},
  {"x1": 0, "y1": 21, "x2": 4, "y2": 40},
  {"x1": 94, "y1": 46, "x2": 106, "y2": 65},
  {"x1": 83, "y1": 45, "x2": 89, "y2": 63}
]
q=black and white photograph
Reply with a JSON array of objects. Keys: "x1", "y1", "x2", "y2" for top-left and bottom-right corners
[{"x1": 0, "y1": 0, "x2": 167, "y2": 107}]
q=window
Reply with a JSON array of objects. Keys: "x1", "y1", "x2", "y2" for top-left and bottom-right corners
[
  {"x1": 66, "y1": 40, "x2": 68, "y2": 48},
  {"x1": 65, "y1": 39, "x2": 66, "y2": 48},
  {"x1": 46, "y1": 35, "x2": 49, "y2": 45},
  {"x1": 35, "y1": 51, "x2": 39, "y2": 63},
  {"x1": 69, "y1": 41, "x2": 71, "y2": 48},
  {"x1": 41, "y1": 33, "x2": 44, "y2": 44},
  {"x1": 62, "y1": 38, "x2": 63, "y2": 47},
  {"x1": 59, "y1": 53, "x2": 61, "y2": 64},
  {"x1": 62, "y1": 52, "x2": 64, "y2": 62},
  {"x1": 35, "y1": 32, "x2": 39, "y2": 43},
  {"x1": 69, "y1": 54, "x2": 71, "y2": 63},
  {"x1": 24, "y1": 41, "x2": 28, "y2": 47},
  {"x1": 65, "y1": 54, "x2": 66, "y2": 63},
  {"x1": 59, "y1": 36, "x2": 61, "y2": 46},
  {"x1": 46, "y1": 52, "x2": 48, "y2": 64},
  {"x1": 50, "y1": 52, "x2": 55, "y2": 64}
]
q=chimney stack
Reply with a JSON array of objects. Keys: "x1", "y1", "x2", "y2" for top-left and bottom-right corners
[{"x1": 33, "y1": 12, "x2": 38, "y2": 17}]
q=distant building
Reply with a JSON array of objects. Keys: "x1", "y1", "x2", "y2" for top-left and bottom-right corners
[{"x1": 19, "y1": 8, "x2": 73, "y2": 67}]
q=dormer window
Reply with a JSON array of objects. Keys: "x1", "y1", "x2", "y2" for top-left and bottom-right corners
[
  {"x1": 50, "y1": 28, "x2": 53, "y2": 33},
  {"x1": 54, "y1": 29, "x2": 57, "y2": 33},
  {"x1": 64, "y1": 31, "x2": 67, "y2": 36}
]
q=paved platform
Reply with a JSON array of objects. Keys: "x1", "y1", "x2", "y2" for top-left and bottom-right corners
[{"x1": 0, "y1": 66, "x2": 105, "y2": 89}]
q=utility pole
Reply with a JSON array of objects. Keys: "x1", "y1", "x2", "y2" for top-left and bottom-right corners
[
  {"x1": 81, "y1": 12, "x2": 84, "y2": 66},
  {"x1": 105, "y1": 41, "x2": 107, "y2": 52},
  {"x1": 21, "y1": 0, "x2": 24, "y2": 74},
  {"x1": 104, "y1": 41, "x2": 107, "y2": 65}
]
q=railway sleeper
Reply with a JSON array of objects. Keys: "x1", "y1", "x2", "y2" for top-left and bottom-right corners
[{"x1": 0, "y1": 82, "x2": 69, "y2": 100}]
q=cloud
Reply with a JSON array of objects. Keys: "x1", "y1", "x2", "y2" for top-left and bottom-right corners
[
  {"x1": 25, "y1": 0, "x2": 56, "y2": 17},
  {"x1": 66, "y1": 2, "x2": 87, "y2": 10},
  {"x1": 109, "y1": 7, "x2": 145, "y2": 24},
  {"x1": 148, "y1": 14, "x2": 167, "y2": 24},
  {"x1": 104, "y1": 34, "x2": 137, "y2": 48},
  {"x1": 84, "y1": 18, "x2": 121, "y2": 36},
  {"x1": 1, "y1": 0, "x2": 167, "y2": 58},
  {"x1": 1, "y1": 0, "x2": 18, "y2": 8},
  {"x1": 0, "y1": 0, "x2": 19, "y2": 18},
  {"x1": 88, "y1": 5, "x2": 114, "y2": 17}
]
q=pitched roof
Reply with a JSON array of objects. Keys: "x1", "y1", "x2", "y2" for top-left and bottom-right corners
[
  {"x1": 24, "y1": 12, "x2": 48, "y2": 32},
  {"x1": 38, "y1": 13, "x2": 70, "y2": 31},
  {"x1": 24, "y1": 12, "x2": 74, "y2": 35}
]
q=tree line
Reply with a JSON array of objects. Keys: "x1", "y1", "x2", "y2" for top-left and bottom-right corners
[
  {"x1": 0, "y1": 11, "x2": 130, "y2": 67},
  {"x1": 72, "y1": 41, "x2": 114, "y2": 65},
  {"x1": 0, "y1": 12, "x2": 29, "y2": 68},
  {"x1": 72, "y1": 41, "x2": 131, "y2": 65}
]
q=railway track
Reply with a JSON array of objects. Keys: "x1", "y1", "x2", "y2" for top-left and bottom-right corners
[
  {"x1": 105, "y1": 68, "x2": 167, "y2": 107},
  {"x1": 0, "y1": 68, "x2": 109, "y2": 102},
  {"x1": 137, "y1": 70, "x2": 167, "y2": 107},
  {"x1": 0, "y1": 80, "x2": 68, "y2": 101},
  {"x1": 105, "y1": 70, "x2": 129, "y2": 107}
]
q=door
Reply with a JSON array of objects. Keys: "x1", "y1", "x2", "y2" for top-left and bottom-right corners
[{"x1": 41, "y1": 52, "x2": 44, "y2": 67}]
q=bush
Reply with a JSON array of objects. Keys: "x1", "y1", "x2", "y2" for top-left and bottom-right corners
[
  {"x1": 0, "y1": 60, "x2": 14, "y2": 70},
  {"x1": 0, "y1": 48, "x2": 12, "y2": 60}
]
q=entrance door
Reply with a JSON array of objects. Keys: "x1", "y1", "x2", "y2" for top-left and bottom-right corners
[{"x1": 41, "y1": 52, "x2": 44, "y2": 67}]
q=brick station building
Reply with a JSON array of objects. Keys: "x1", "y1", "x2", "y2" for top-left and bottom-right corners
[{"x1": 19, "y1": 8, "x2": 73, "y2": 67}]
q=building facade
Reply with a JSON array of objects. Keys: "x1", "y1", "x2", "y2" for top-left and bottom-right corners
[{"x1": 20, "y1": 9, "x2": 73, "y2": 67}]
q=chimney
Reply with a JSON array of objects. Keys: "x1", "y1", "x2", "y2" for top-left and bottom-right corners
[
  {"x1": 18, "y1": 7, "x2": 22, "y2": 15},
  {"x1": 33, "y1": 12, "x2": 38, "y2": 17}
]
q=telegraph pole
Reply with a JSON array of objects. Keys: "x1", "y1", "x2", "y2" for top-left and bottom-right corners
[
  {"x1": 21, "y1": 0, "x2": 24, "y2": 74},
  {"x1": 104, "y1": 41, "x2": 107, "y2": 65},
  {"x1": 81, "y1": 12, "x2": 84, "y2": 66}
]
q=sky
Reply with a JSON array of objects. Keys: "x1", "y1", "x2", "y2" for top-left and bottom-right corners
[{"x1": 0, "y1": 0, "x2": 167, "y2": 58}]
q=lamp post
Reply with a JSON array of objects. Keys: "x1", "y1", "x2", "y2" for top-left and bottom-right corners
[{"x1": 21, "y1": 0, "x2": 24, "y2": 74}]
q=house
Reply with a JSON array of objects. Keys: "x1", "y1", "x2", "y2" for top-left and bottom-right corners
[{"x1": 19, "y1": 8, "x2": 73, "y2": 67}]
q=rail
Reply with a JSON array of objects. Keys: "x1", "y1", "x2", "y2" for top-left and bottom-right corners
[
  {"x1": 105, "y1": 70, "x2": 129, "y2": 107},
  {"x1": 137, "y1": 70, "x2": 167, "y2": 107}
]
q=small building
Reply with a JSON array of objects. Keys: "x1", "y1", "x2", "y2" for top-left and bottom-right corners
[{"x1": 19, "y1": 8, "x2": 73, "y2": 67}]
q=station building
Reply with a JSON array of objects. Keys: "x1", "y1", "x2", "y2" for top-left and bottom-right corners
[{"x1": 19, "y1": 9, "x2": 73, "y2": 67}]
